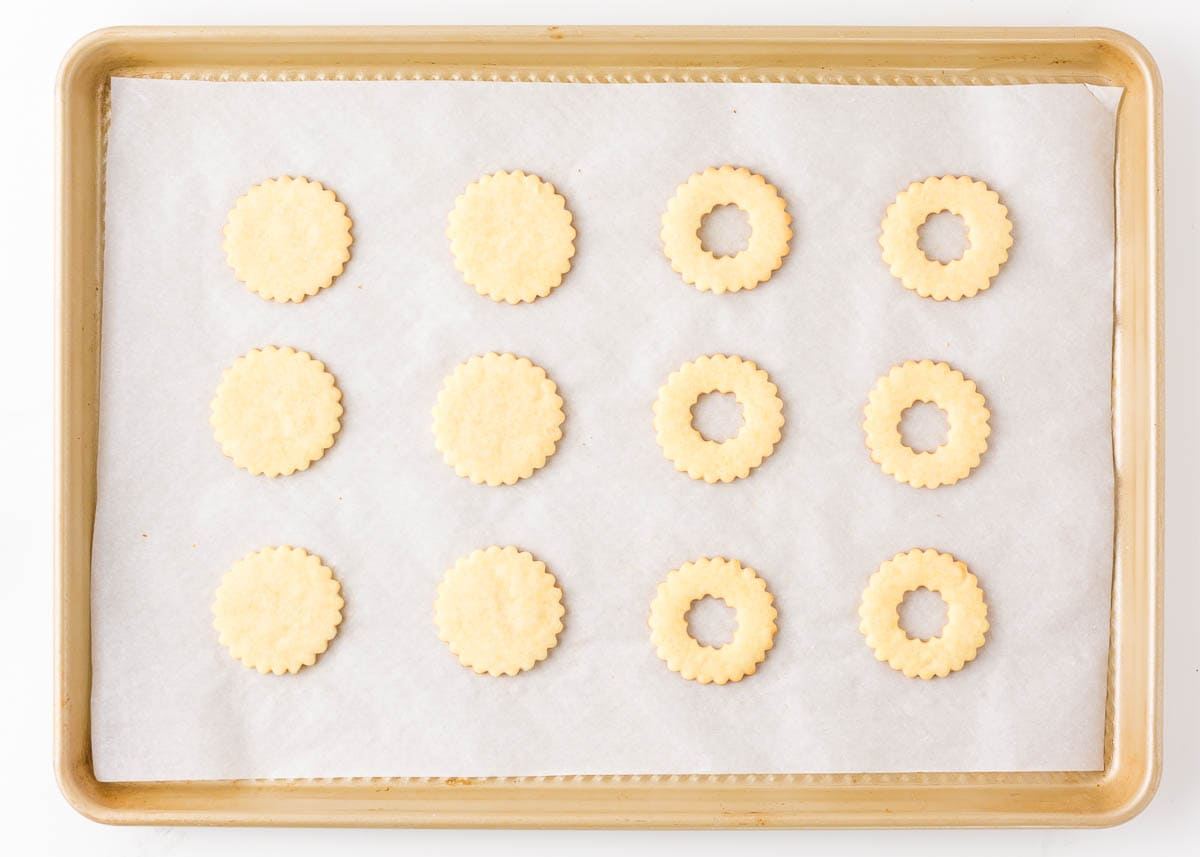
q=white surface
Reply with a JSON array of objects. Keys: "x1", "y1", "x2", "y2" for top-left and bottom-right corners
[
  {"x1": 92, "y1": 78, "x2": 1117, "y2": 781},
  {"x1": 2, "y1": 0, "x2": 1196, "y2": 853}
]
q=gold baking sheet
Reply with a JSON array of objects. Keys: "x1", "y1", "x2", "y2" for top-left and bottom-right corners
[{"x1": 55, "y1": 25, "x2": 1162, "y2": 828}]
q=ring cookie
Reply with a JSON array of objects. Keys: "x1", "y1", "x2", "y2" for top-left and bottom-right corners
[
  {"x1": 433, "y1": 353, "x2": 565, "y2": 486},
  {"x1": 653, "y1": 354, "x2": 784, "y2": 483},
  {"x1": 211, "y1": 346, "x2": 343, "y2": 477},
  {"x1": 880, "y1": 175, "x2": 1012, "y2": 301},
  {"x1": 435, "y1": 546, "x2": 565, "y2": 677},
  {"x1": 661, "y1": 166, "x2": 792, "y2": 294},
  {"x1": 649, "y1": 557, "x2": 777, "y2": 685},
  {"x1": 863, "y1": 359, "x2": 989, "y2": 489},
  {"x1": 859, "y1": 548, "x2": 989, "y2": 679},
  {"x1": 448, "y1": 170, "x2": 576, "y2": 304},
  {"x1": 213, "y1": 546, "x2": 344, "y2": 675},
  {"x1": 222, "y1": 176, "x2": 353, "y2": 303}
]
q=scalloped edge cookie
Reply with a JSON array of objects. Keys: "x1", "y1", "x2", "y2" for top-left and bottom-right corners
[
  {"x1": 649, "y1": 556, "x2": 777, "y2": 685},
  {"x1": 211, "y1": 346, "x2": 343, "y2": 477},
  {"x1": 859, "y1": 548, "x2": 989, "y2": 679},
  {"x1": 222, "y1": 176, "x2": 353, "y2": 303},
  {"x1": 863, "y1": 359, "x2": 989, "y2": 489},
  {"x1": 879, "y1": 175, "x2": 1012, "y2": 301},
  {"x1": 432, "y1": 352, "x2": 565, "y2": 486},
  {"x1": 435, "y1": 546, "x2": 565, "y2": 677},
  {"x1": 447, "y1": 170, "x2": 576, "y2": 304},
  {"x1": 213, "y1": 545, "x2": 344, "y2": 675},
  {"x1": 653, "y1": 354, "x2": 784, "y2": 483},
  {"x1": 660, "y1": 165, "x2": 792, "y2": 294}
]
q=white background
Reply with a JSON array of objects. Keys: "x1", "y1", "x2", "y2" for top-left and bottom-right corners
[{"x1": 3, "y1": 0, "x2": 1195, "y2": 854}]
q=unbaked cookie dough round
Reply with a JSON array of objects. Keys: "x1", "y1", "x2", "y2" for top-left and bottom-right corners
[
  {"x1": 863, "y1": 359, "x2": 989, "y2": 489},
  {"x1": 447, "y1": 170, "x2": 576, "y2": 304},
  {"x1": 859, "y1": 548, "x2": 989, "y2": 679},
  {"x1": 211, "y1": 346, "x2": 343, "y2": 477},
  {"x1": 435, "y1": 546, "x2": 565, "y2": 677},
  {"x1": 649, "y1": 557, "x2": 777, "y2": 685},
  {"x1": 660, "y1": 165, "x2": 792, "y2": 294},
  {"x1": 653, "y1": 354, "x2": 784, "y2": 483},
  {"x1": 432, "y1": 352, "x2": 565, "y2": 486},
  {"x1": 213, "y1": 545, "x2": 344, "y2": 675},
  {"x1": 222, "y1": 176, "x2": 353, "y2": 303},
  {"x1": 879, "y1": 175, "x2": 1012, "y2": 301}
]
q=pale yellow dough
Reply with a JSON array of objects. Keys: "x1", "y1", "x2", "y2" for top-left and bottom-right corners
[
  {"x1": 222, "y1": 176, "x2": 353, "y2": 303},
  {"x1": 211, "y1": 346, "x2": 343, "y2": 477},
  {"x1": 859, "y1": 548, "x2": 989, "y2": 679},
  {"x1": 213, "y1": 546, "x2": 344, "y2": 675},
  {"x1": 432, "y1": 353, "x2": 564, "y2": 486},
  {"x1": 660, "y1": 165, "x2": 792, "y2": 294},
  {"x1": 649, "y1": 557, "x2": 777, "y2": 685},
  {"x1": 863, "y1": 359, "x2": 989, "y2": 489},
  {"x1": 447, "y1": 170, "x2": 576, "y2": 304},
  {"x1": 653, "y1": 354, "x2": 784, "y2": 483},
  {"x1": 435, "y1": 546, "x2": 565, "y2": 677},
  {"x1": 879, "y1": 175, "x2": 1012, "y2": 301}
]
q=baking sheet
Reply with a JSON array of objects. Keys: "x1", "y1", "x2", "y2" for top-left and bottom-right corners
[{"x1": 91, "y1": 78, "x2": 1119, "y2": 781}]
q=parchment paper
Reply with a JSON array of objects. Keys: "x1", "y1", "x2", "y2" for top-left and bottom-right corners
[{"x1": 92, "y1": 78, "x2": 1120, "y2": 781}]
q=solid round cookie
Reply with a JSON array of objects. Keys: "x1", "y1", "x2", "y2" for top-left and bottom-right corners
[
  {"x1": 879, "y1": 175, "x2": 1012, "y2": 301},
  {"x1": 435, "y1": 546, "x2": 565, "y2": 677},
  {"x1": 653, "y1": 354, "x2": 784, "y2": 483},
  {"x1": 213, "y1": 546, "x2": 344, "y2": 675},
  {"x1": 649, "y1": 557, "x2": 777, "y2": 685},
  {"x1": 432, "y1": 352, "x2": 565, "y2": 486},
  {"x1": 863, "y1": 359, "x2": 989, "y2": 489},
  {"x1": 660, "y1": 165, "x2": 792, "y2": 294},
  {"x1": 859, "y1": 548, "x2": 989, "y2": 679},
  {"x1": 447, "y1": 170, "x2": 576, "y2": 304},
  {"x1": 211, "y1": 346, "x2": 343, "y2": 477},
  {"x1": 222, "y1": 176, "x2": 353, "y2": 303}
]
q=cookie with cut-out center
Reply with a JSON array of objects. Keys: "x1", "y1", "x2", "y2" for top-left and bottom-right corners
[
  {"x1": 649, "y1": 557, "x2": 777, "y2": 685},
  {"x1": 859, "y1": 548, "x2": 989, "y2": 679},
  {"x1": 863, "y1": 359, "x2": 989, "y2": 489},
  {"x1": 880, "y1": 175, "x2": 1012, "y2": 301},
  {"x1": 653, "y1": 354, "x2": 784, "y2": 483},
  {"x1": 660, "y1": 166, "x2": 792, "y2": 294}
]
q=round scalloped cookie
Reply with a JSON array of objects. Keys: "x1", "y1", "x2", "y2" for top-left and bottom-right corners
[
  {"x1": 222, "y1": 176, "x2": 353, "y2": 303},
  {"x1": 649, "y1": 557, "x2": 777, "y2": 685},
  {"x1": 862, "y1": 359, "x2": 989, "y2": 489},
  {"x1": 435, "y1": 546, "x2": 565, "y2": 677},
  {"x1": 660, "y1": 165, "x2": 792, "y2": 294},
  {"x1": 879, "y1": 175, "x2": 1012, "y2": 301},
  {"x1": 447, "y1": 170, "x2": 576, "y2": 304},
  {"x1": 859, "y1": 548, "x2": 989, "y2": 679},
  {"x1": 213, "y1": 546, "x2": 344, "y2": 675},
  {"x1": 653, "y1": 354, "x2": 784, "y2": 483},
  {"x1": 432, "y1": 352, "x2": 565, "y2": 486},
  {"x1": 211, "y1": 346, "x2": 343, "y2": 477}
]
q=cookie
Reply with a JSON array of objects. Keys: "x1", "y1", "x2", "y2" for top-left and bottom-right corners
[{"x1": 222, "y1": 176, "x2": 353, "y2": 303}]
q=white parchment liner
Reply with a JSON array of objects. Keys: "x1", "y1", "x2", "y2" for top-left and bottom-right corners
[{"x1": 92, "y1": 79, "x2": 1119, "y2": 780}]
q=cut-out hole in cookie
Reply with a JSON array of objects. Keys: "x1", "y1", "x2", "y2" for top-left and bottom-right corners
[
  {"x1": 686, "y1": 595, "x2": 738, "y2": 648},
  {"x1": 698, "y1": 204, "x2": 752, "y2": 258},
  {"x1": 918, "y1": 210, "x2": 970, "y2": 263},
  {"x1": 900, "y1": 401, "x2": 950, "y2": 453},
  {"x1": 898, "y1": 586, "x2": 949, "y2": 641},
  {"x1": 692, "y1": 392, "x2": 745, "y2": 442}
]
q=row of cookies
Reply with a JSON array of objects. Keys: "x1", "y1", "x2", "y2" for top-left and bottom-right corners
[
  {"x1": 213, "y1": 544, "x2": 988, "y2": 683},
  {"x1": 221, "y1": 168, "x2": 1011, "y2": 305}
]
